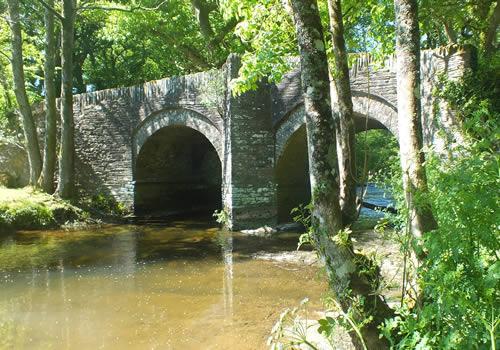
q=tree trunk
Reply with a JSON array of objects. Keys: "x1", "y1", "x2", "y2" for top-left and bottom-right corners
[
  {"x1": 56, "y1": 0, "x2": 76, "y2": 199},
  {"x1": 190, "y1": 0, "x2": 215, "y2": 39},
  {"x1": 6, "y1": 0, "x2": 42, "y2": 186},
  {"x1": 38, "y1": 0, "x2": 57, "y2": 193},
  {"x1": 484, "y1": 0, "x2": 499, "y2": 57},
  {"x1": 394, "y1": 0, "x2": 437, "y2": 248},
  {"x1": 289, "y1": 0, "x2": 392, "y2": 348},
  {"x1": 443, "y1": 21, "x2": 457, "y2": 44},
  {"x1": 327, "y1": 0, "x2": 358, "y2": 225}
]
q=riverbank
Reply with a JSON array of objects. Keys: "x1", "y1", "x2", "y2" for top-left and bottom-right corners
[{"x1": 0, "y1": 187, "x2": 96, "y2": 232}]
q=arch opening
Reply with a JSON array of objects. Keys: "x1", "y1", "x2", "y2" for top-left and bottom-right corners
[
  {"x1": 134, "y1": 125, "x2": 222, "y2": 217},
  {"x1": 276, "y1": 124, "x2": 311, "y2": 223}
]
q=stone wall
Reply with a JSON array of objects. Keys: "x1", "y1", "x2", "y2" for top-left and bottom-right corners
[{"x1": 223, "y1": 55, "x2": 277, "y2": 230}]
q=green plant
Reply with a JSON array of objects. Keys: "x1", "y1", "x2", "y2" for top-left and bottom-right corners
[
  {"x1": 380, "y1": 146, "x2": 499, "y2": 348},
  {"x1": 434, "y1": 57, "x2": 500, "y2": 150},
  {"x1": 267, "y1": 298, "x2": 322, "y2": 350},
  {"x1": 86, "y1": 193, "x2": 127, "y2": 216},
  {"x1": 0, "y1": 201, "x2": 55, "y2": 229},
  {"x1": 317, "y1": 297, "x2": 373, "y2": 350},
  {"x1": 213, "y1": 208, "x2": 230, "y2": 226},
  {"x1": 292, "y1": 203, "x2": 314, "y2": 250}
]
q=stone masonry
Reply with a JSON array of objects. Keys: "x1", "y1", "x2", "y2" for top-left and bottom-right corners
[{"x1": 72, "y1": 45, "x2": 473, "y2": 230}]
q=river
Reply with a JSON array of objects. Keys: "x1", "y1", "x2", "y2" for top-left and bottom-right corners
[
  {"x1": 0, "y1": 185, "x2": 394, "y2": 349},
  {"x1": 0, "y1": 221, "x2": 329, "y2": 349}
]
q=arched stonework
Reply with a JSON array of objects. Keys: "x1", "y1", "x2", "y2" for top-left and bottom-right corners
[
  {"x1": 275, "y1": 92, "x2": 398, "y2": 161},
  {"x1": 132, "y1": 108, "x2": 223, "y2": 164},
  {"x1": 351, "y1": 92, "x2": 398, "y2": 136},
  {"x1": 275, "y1": 104, "x2": 306, "y2": 162}
]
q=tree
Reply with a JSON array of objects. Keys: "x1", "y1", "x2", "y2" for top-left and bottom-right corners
[
  {"x1": 394, "y1": 0, "x2": 437, "y2": 251},
  {"x1": 483, "y1": 0, "x2": 499, "y2": 56},
  {"x1": 288, "y1": 0, "x2": 392, "y2": 348},
  {"x1": 56, "y1": 0, "x2": 76, "y2": 199},
  {"x1": 6, "y1": 0, "x2": 42, "y2": 185},
  {"x1": 37, "y1": 0, "x2": 57, "y2": 193},
  {"x1": 327, "y1": 0, "x2": 358, "y2": 225}
]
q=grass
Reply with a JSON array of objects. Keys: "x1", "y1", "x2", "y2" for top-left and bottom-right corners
[{"x1": 0, "y1": 187, "x2": 88, "y2": 232}]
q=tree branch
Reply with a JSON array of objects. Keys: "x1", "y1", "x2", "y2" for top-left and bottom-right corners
[
  {"x1": 34, "y1": 0, "x2": 64, "y2": 22},
  {"x1": 209, "y1": 17, "x2": 238, "y2": 48},
  {"x1": 0, "y1": 50, "x2": 12, "y2": 62}
]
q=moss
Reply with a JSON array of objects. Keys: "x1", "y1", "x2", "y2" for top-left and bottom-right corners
[{"x1": 0, "y1": 187, "x2": 88, "y2": 232}]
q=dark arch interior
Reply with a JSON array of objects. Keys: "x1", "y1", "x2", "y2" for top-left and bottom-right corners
[
  {"x1": 134, "y1": 126, "x2": 222, "y2": 217},
  {"x1": 276, "y1": 125, "x2": 311, "y2": 223},
  {"x1": 353, "y1": 113, "x2": 389, "y2": 133}
]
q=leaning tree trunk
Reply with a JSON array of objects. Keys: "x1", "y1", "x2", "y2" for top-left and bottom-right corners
[
  {"x1": 327, "y1": 0, "x2": 358, "y2": 225},
  {"x1": 6, "y1": 0, "x2": 42, "y2": 185},
  {"x1": 394, "y1": 0, "x2": 437, "y2": 249},
  {"x1": 289, "y1": 0, "x2": 393, "y2": 348},
  {"x1": 38, "y1": 0, "x2": 57, "y2": 193},
  {"x1": 56, "y1": 0, "x2": 76, "y2": 199}
]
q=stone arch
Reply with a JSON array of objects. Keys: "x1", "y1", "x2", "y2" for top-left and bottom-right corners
[
  {"x1": 275, "y1": 92, "x2": 398, "y2": 161},
  {"x1": 351, "y1": 91, "x2": 398, "y2": 136},
  {"x1": 132, "y1": 107, "x2": 223, "y2": 166},
  {"x1": 276, "y1": 123, "x2": 310, "y2": 222},
  {"x1": 275, "y1": 104, "x2": 306, "y2": 163}
]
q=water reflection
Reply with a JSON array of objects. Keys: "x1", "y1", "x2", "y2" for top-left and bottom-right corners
[
  {"x1": 0, "y1": 224, "x2": 326, "y2": 349},
  {"x1": 220, "y1": 232, "x2": 234, "y2": 319}
]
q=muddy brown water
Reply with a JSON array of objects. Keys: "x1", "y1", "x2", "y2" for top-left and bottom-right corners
[{"x1": 0, "y1": 220, "x2": 329, "y2": 349}]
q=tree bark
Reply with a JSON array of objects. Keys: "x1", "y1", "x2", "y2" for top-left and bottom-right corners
[
  {"x1": 6, "y1": 0, "x2": 42, "y2": 186},
  {"x1": 56, "y1": 0, "x2": 76, "y2": 199},
  {"x1": 327, "y1": 0, "x2": 358, "y2": 225},
  {"x1": 190, "y1": 0, "x2": 215, "y2": 39},
  {"x1": 289, "y1": 0, "x2": 392, "y2": 348},
  {"x1": 38, "y1": 0, "x2": 57, "y2": 193},
  {"x1": 443, "y1": 21, "x2": 457, "y2": 44},
  {"x1": 484, "y1": 0, "x2": 499, "y2": 56},
  {"x1": 394, "y1": 0, "x2": 437, "y2": 248}
]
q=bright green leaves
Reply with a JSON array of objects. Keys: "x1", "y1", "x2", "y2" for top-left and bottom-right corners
[{"x1": 221, "y1": 0, "x2": 297, "y2": 95}]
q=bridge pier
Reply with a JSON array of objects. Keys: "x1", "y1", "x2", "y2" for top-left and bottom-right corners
[{"x1": 222, "y1": 55, "x2": 278, "y2": 230}]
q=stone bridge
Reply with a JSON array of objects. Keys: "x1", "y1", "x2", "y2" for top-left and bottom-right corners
[{"x1": 73, "y1": 46, "x2": 473, "y2": 229}]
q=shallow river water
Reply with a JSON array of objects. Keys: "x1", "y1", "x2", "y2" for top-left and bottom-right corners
[{"x1": 0, "y1": 220, "x2": 328, "y2": 350}]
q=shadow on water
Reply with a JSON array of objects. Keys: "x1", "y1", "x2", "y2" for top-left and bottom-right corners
[{"x1": 0, "y1": 221, "x2": 310, "y2": 273}]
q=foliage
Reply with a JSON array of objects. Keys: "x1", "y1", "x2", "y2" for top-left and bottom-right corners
[
  {"x1": 381, "y1": 144, "x2": 499, "y2": 349},
  {"x1": 0, "y1": 187, "x2": 85, "y2": 231},
  {"x1": 434, "y1": 56, "x2": 500, "y2": 150},
  {"x1": 213, "y1": 208, "x2": 230, "y2": 226},
  {"x1": 419, "y1": 0, "x2": 497, "y2": 49},
  {"x1": 267, "y1": 297, "x2": 322, "y2": 350},
  {"x1": 220, "y1": 0, "x2": 297, "y2": 95},
  {"x1": 380, "y1": 58, "x2": 500, "y2": 349},
  {"x1": 292, "y1": 202, "x2": 314, "y2": 250},
  {"x1": 83, "y1": 192, "x2": 127, "y2": 217},
  {"x1": 317, "y1": 297, "x2": 373, "y2": 350},
  {"x1": 355, "y1": 129, "x2": 399, "y2": 183}
]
